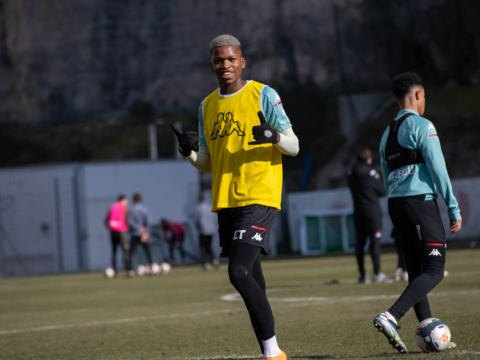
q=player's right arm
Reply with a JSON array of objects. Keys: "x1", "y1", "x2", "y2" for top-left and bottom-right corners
[
  {"x1": 171, "y1": 102, "x2": 212, "y2": 173},
  {"x1": 186, "y1": 146, "x2": 211, "y2": 172}
]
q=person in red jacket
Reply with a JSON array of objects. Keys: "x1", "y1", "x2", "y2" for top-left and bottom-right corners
[{"x1": 160, "y1": 219, "x2": 186, "y2": 263}]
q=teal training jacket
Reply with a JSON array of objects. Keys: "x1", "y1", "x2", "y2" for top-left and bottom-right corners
[{"x1": 379, "y1": 109, "x2": 461, "y2": 222}]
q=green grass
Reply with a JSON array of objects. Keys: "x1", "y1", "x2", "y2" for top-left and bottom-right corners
[{"x1": 1, "y1": 249, "x2": 480, "y2": 360}]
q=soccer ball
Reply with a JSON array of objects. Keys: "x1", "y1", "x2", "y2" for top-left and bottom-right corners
[
  {"x1": 161, "y1": 262, "x2": 171, "y2": 275},
  {"x1": 104, "y1": 267, "x2": 115, "y2": 279},
  {"x1": 150, "y1": 263, "x2": 161, "y2": 275},
  {"x1": 415, "y1": 318, "x2": 451, "y2": 353},
  {"x1": 136, "y1": 264, "x2": 146, "y2": 276}
]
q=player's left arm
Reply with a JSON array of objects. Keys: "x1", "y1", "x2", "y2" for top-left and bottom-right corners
[
  {"x1": 416, "y1": 119, "x2": 462, "y2": 232},
  {"x1": 249, "y1": 87, "x2": 299, "y2": 156}
]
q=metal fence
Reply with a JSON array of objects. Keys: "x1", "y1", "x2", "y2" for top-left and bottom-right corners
[
  {"x1": 0, "y1": 166, "x2": 82, "y2": 277},
  {"x1": 0, "y1": 162, "x2": 204, "y2": 278}
]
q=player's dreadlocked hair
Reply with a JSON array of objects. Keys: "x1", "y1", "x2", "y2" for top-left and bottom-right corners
[
  {"x1": 209, "y1": 34, "x2": 242, "y2": 53},
  {"x1": 391, "y1": 72, "x2": 423, "y2": 99}
]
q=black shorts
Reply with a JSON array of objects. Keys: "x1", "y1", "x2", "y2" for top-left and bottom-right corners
[
  {"x1": 217, "y1": 204, "x2": 278, "y2": 258},
  {"x1": 388, "y1": 196, "x2": 446, "y2": 268}
]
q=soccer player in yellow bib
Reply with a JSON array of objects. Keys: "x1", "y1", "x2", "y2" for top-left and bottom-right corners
[{"x1": 172, "y1": 34, "x2": 299, "y2": 360}]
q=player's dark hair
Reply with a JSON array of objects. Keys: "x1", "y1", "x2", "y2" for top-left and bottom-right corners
[
  {"x1": 133, "y1": 193, "x2": 142, "y2": 203},
  {"x1": 391, "y1": 72, "x2": 423, "y2": 99},
  {"x1": 117, "y1": 194, "x2": 127, "y2": 201},
  {"x1": 356, "y1": 147, "x2": 372, "y2": 163}
]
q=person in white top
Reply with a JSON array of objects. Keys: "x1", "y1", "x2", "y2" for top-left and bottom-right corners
[{"x1": 194, "y1": 193, "x2": 219, "y2": 269}]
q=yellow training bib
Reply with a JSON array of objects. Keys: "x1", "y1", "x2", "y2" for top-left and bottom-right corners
[{"x1": 202, "y1": 81, "x2": 283, "y2": 211}]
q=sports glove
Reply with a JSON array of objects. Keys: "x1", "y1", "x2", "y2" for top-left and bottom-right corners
[
  {"x1": 248, "y1": 111, "x2": 279, "y2": 145},
  {"x1": 171, "y1": 125, "x2": 199, "y2": 157}
]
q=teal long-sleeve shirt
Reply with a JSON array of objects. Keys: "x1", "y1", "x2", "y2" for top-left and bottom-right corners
[{"x1": 379, "y1": 109, "x2": 461, "y2": 222}]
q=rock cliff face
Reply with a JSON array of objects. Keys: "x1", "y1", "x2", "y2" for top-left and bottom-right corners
[{"x1": 0, "y1": 0, "x2": 478, "y2": 123}]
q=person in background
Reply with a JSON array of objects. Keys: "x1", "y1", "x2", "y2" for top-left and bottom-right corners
[
  {"x1": 391, "y1": 227, "x2": 408, "y2": 282},
  {"x1": 126, "y1": 193, "x2": 153, "y2": 277},
  {"x1": 194, "y1": 193, "x2": 219, "y2": 270},
  {"x1": 104, "y1": 194, "x2": 129, "y2": 275},
  {"x1": 348, "y1": 147, "x2": 390, "y2": 283},
  {"x1": 160, "y1": 218, "x2": 186, "y2": 263}
]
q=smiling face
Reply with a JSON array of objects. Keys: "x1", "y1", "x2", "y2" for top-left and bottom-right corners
[{"x1": 210, "y1": 46, "x2": 245, "y2": 94}]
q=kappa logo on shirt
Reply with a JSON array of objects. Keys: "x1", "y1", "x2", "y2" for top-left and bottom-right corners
[
  {"x1": 428, "y1": 249, "x2": 442, "y2": 256},
  {"x1": 210, "y1": 112, "x2": 245, "y2": 140}
]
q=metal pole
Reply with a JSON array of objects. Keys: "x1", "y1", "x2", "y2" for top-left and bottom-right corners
[
  {"x1": 54, "y1": 177, "x2": 64, "y2": 273},
  {"x1": 73, "y1": 166, "x2": 85, "y2": 271},
  {"x1": 149, "y1": 123, "x2": 158, "y2": 160}
]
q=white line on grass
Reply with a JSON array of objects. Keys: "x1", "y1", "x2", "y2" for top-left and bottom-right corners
[
  {"x1": 0, "y1": 308, "x2": 244, "y2": 336},
  {"x1": 221, "y1": 289, "x2": 480, "y2": 303}
]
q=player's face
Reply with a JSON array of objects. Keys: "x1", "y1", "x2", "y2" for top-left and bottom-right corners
[{"x1": 210, "y1": 46, "x2": 245, "y2": 88}]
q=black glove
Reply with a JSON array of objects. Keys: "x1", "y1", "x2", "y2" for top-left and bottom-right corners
[
  {"x1": 171, "y1": 125, "x2": 199, "y2": 157},
  {"x1": 248, "y1": 111, "x2": 279, "y2": 145}
]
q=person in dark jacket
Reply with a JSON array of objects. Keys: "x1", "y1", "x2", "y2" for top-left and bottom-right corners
[
  {"x1": 126, "y1": 193, "x2": 153, "y2": 276},
  {"x1": 348, "y1": 147, "x2": 389, "y2": 283}
]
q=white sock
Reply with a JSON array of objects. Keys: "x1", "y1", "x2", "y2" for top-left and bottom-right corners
[
  {"x1": 385, "y1": 311, "x2": 398, "y2": 325},
  {"x1": 263, "y1": 335, "x2": 281, "y2": 358}
]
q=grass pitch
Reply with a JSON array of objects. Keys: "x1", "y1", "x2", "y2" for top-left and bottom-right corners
[{"x1": 1, "y1": 249, "x2": 479, "y2": 360}]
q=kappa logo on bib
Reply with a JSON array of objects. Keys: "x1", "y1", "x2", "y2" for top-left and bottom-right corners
[{"x1": 210, "y1": 112, "x2": 245, "y2": 140}]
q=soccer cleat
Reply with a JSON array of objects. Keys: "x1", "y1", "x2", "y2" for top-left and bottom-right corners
[
  {"x1": 359, "y1": 273, "x2": 371, "y2": 284},
  {"x1": 373, "y1": 272, "x2": 394, "y2": 283},
  {"x1": 373, "y1": 313, "x2": 408, "y2": 354},
  {"x1": 265, "y1": 350, "x2": 287, "y2": 360}
]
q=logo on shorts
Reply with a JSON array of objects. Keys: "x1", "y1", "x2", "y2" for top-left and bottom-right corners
[
  {"x1": 428, "y1": 249, "x2": 442, "y2": 256},
  {"x1": 251, "y1": 233, "x2": 263, "y2": 242}
]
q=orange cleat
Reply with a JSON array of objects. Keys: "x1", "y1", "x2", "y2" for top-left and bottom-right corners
[{"x1": 265, "y1": 350, "x2": 287, "y2": 360}]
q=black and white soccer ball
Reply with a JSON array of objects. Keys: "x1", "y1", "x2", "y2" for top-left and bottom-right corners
[{"x1": 415, "y1": 318, "x2": 451, "y2": 353}]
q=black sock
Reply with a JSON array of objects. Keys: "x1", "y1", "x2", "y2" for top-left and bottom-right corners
[{"x1": 228, "y1": 243, "x2": 275, "y2": 352}]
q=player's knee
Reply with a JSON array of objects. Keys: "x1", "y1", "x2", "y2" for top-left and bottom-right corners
[
  {"x1": 425, "y1": 264, "x2": 444, "y2": 283},
  {"x1": 228, "y1": 264, "x2": 249, "y2": 287}
]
